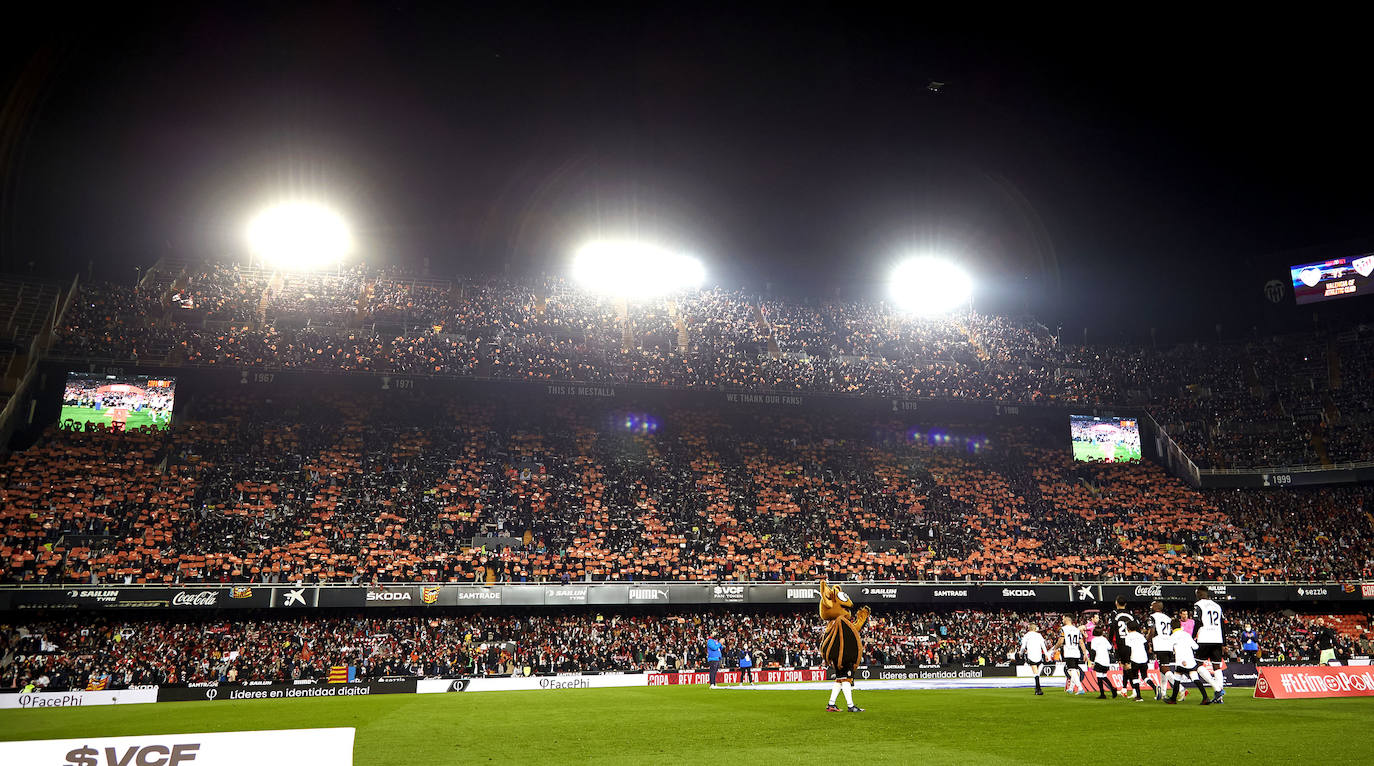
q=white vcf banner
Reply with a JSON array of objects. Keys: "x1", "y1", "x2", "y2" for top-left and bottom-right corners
[{"x1": 0, "y1": 727, "x2": 354, "y2": 766}]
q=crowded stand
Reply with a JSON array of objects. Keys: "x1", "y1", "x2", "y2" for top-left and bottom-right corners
[
  {"x1": 2, "y1": 392, "x2": 1371, "y2": 586},
  {"x1": 43, "y1": 264, "x2": 1374, "y2": 469},
  {"x1": 1, "y1": 607, "x2": 1366, "y2": 691}
]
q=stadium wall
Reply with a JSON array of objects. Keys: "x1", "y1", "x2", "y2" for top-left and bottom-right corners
[{"x1": 2, "y1": 581, "x2": 1369, "y2": 611}]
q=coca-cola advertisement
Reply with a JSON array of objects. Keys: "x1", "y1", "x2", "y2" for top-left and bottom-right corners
[
  {"x1": 6, "y1": 587, "x2": 270, "y2": 609},
  {"x1": 171, "y1": 591, "x2": 220, "y2": 607}
]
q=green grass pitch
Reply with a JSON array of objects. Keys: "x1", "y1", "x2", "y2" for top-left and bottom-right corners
[
  {"x1": 3, "y1": 686, "x2": 1373, "y2": 765},
  {"x1": 58, "y1": 405, "x2": 167, "y2": 431},
  {"x1": 1072, "y1": 440, "x2": 1142, "y2": 462}
]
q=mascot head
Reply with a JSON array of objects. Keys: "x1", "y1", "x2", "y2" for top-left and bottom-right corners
[{"x1": 818, "y1": 580, "x2": 854, "y2": 621}]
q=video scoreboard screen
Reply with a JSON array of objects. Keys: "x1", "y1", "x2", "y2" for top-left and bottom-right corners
[
  {"x1": 1290, "y1": 254, "x2": 1374, "y2": 305},
  {"x1": 59, "y1": 372, "x2": 176, "y2": 431},
  {"x1": 1070, "y1": 414, "x2": 1141, "y2": 463}
]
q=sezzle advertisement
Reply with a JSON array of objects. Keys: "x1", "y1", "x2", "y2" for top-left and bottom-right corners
[{"x1": 0, "y1": 728, "x2": 354, "y2": 766}]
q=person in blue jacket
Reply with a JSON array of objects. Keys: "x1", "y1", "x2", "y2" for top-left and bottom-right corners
[
  {"x1": 1241, "y1": 624, "x2": 1260, "y2": 663},
  {"x1": 706, "y1": 636, "x2": 722, "y2": 688},
  {"x1": 739, "y1": 647, "x2": 755, "y2": 685}
]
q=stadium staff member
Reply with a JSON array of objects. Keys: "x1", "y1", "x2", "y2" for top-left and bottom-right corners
[
  {"x1": 1314, "y1": 619, "x2": 1338, "y2": 665},
  {"x1": 739, "y1": 647, "x2": 755, "y2": 685},
  {"x1": 706, "y1": 635, "x2": 723, "y2": 688},
  {"x1": 1241, "y1": 624, "x2": 1260, "y2": 663}
]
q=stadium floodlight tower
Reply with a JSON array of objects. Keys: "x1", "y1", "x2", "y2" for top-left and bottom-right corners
[
  {"x1": 246, "y1": 201, "x2": 353, "y2": 272},
  {"x1": 888, "y1": 255, "x2": 974, "y2": 315},
  {"x1": 571, "y1": 240, "x2": 705, "y2": 299}
]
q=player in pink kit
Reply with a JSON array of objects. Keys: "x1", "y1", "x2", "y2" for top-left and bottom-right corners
[{"x1": 1178, "y1": 609, "x2": 1196, "y2": 638}]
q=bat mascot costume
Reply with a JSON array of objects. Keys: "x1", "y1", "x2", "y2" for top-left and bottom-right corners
[{"x1": 818, "y1": 579, "x2": 869, "y2": 712}]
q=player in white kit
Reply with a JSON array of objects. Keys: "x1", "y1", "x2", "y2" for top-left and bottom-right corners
[
  {"x1": 1147, "y1": 600, "x2": 1174, "y2": 700},
  {"x1": 1089, "y1": 631, "x2": 1117, "y2": 699},
  {"x1": 1053, "y1": 614, "x2": 1086, "y2": 694},
  {"x1": 1019, "y1": 623, "x2": 1050, "y2": 696},
  {"x1": 1192, "y1": 587, "x2": 1226, "y2": 703},
  {"x1": 1167, "y1": 617, "x2": 1212, "y2": 705},
  {"x1": 1123, "y1": 627, "x2": 1159, "y2": 702}
]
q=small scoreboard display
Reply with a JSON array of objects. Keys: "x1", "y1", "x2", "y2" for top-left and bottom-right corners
[
  {"x1": 1290, "y1": 254, "x2": 1374, "y2": 305},
  {"x1": 59, "y1": 372, "x2": 177, "y2": 431}
]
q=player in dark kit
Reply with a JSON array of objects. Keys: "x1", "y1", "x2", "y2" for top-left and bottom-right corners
[{"x1": 1107, "y1": 597, "x2": 1143, "y2": 698}]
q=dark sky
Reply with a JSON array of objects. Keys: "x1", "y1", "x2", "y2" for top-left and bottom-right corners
[{"x1": 3, "y1": 3, "x2": 1371, "y2": 340}]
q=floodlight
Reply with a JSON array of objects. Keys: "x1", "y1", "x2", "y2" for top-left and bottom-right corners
[
  {"x1": 888, "y1": 256, "x2": 973, "y2": 315},
  {"x1": 247, "y1": 202, "x2": 352, "y2": 271},
  {"x1": 571, "y1": 240, "x2": 704, "y2": 298}
]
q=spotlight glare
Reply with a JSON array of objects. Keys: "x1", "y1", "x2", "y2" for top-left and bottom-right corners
[
  {"x1": 571, "y1": 240, "x2": 704, "y2": 298},
  {"x1": 247, "y1": 202, "x2": 352, "y2": 271},
  {"x1": 888, "y1": 256, "x2": 973, "y2": 315}
]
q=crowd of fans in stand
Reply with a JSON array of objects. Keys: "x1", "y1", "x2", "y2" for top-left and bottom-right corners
[
  {"x1": 3, "y1": 392, "x2": 1371, "y2": 586},
  {"x1": 44, "y1": 264, "x2": 1374, "y2": 468},
  {"x1": 2, "y1": 607, "x2": 1366, "y2": 691}
]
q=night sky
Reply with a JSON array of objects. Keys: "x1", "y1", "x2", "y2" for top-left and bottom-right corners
[{"x1": 3, "y1": 4, "x2": 1371, "y2": 340}]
